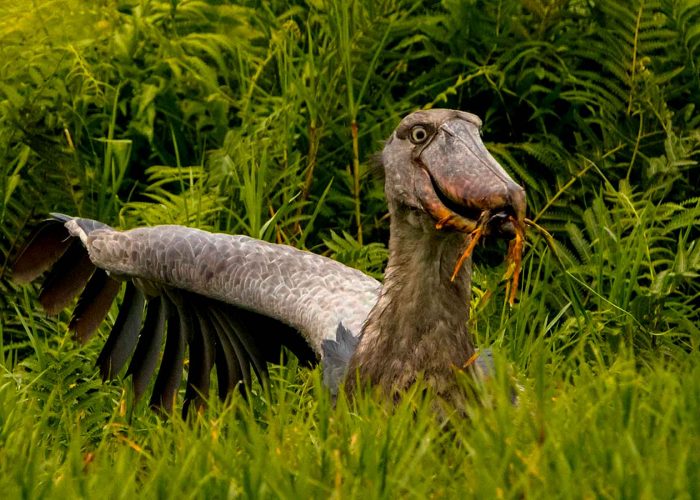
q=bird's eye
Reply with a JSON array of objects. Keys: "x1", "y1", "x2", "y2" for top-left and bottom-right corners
[{"x1": 409, "y1": 125, "x2": 429, "y2": 144}]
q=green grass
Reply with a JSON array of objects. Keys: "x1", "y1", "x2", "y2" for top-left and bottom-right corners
[
  {"x1": 1, "y1": 318, "x2": 698, "y2": 498},
  {"x1": 0, "y1": 0, "x2": 698, "y2": 498}
]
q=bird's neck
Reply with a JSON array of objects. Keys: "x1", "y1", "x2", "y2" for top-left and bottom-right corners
[{"x1": 348, "y1": 208, "x2": 475, "y2": 398}]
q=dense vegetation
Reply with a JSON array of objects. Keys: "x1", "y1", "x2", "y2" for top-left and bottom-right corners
[{"x1": 1, "y1": 0, "x2": 698, "y2": 497}]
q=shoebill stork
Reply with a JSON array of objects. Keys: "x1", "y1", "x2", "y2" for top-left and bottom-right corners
[{"x1": 12, "y1": 109, "x2": 526, "y2": 414}]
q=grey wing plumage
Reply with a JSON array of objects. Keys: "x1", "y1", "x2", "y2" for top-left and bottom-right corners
[
  {"x1": 321, "y1": 323, "x2": 360, "y2": 396},
  {"x1": 13, "y1": 215, "x2": 380, "y2": 413}
]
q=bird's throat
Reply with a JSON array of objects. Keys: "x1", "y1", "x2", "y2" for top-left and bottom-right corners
[{"x1": 348, "y1": 208, "x2": 476, "y2": 398}]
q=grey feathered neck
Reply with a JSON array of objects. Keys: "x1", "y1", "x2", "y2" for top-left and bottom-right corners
[{"x1": 346, "y1": 206, "x2": 475, "y2": 399}]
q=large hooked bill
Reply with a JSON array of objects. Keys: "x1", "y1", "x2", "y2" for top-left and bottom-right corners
[{"x1": 414, "y1": 114, "x2": 527, "y2": 305}]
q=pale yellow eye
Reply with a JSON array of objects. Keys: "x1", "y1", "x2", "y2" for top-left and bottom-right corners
[{"x1": 410, "y1": 125, "x2": 429, "y2": 144}]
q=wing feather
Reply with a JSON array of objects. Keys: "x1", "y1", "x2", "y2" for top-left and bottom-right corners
[
  {"x1": 70, "y1": 270, "x2": 121, "y2": 343},
  {"x1": 214, "y1": 305, "x2": 268, "y2": 386},
  {"x1": 97, "y1": 282, "x2": 146, "y2": 380},
  {"x1": 182, "y1": 303, "x2": 216, "y2": 416},
  {"x1": 12, "y1": 219, "x2": 72, "y2": 283},
  {"x1": 209, "y1": 307, "x2": 253, "y2": 390},
  {"x1": 207, "y1": 310, "x2": 243, "y2": 400},
  {"x1": 150, "y1": 296, "x2": 186, "y2": 413},
  {"x1": 126, "y1": 296, "x2": 166, "y2": 401},
  {"x1": 39, "y1": 240, "x2": 95, "y2": 314},
  {"x1": 78, "y1": 223, "x2": 379, "y2": 352},
  {"x1": 13, "y1": 215, "x2": 381, "y2": 411}
]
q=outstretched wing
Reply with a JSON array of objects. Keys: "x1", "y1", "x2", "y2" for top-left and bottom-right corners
[{"x1": 13, "y1": 214, "x2": 380, "y2": 414}]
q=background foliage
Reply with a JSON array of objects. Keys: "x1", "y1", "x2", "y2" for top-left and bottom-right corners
[{"x1": 0, "y1": 0, "x2": 698, "y2": 497}]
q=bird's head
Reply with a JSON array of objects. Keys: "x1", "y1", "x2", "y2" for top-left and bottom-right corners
[{"x1": 382, "y1": 109, "x2": 526, "y2": 238}]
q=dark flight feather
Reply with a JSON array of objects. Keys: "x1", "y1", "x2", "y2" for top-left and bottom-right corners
[
  {"x1": 12, "y1": 220, "x2": 72, "y2": 284},
  {"x1": 209, "y1": 307, "x2": 254, "y2": 389},
  {"x1": 127, "y1": 296, "x2": 167, "y2": 401},
  {"x1": 206, "y1": 309, "x2": 242, "y2": 401},
  {"x1": 182, "y1": 299, "x2": 217, "y2": 417},
  {"x1": 97, "y1": 282, "x2": 145, "y2": 380},
  {"x1": 69, "y1": 270, "x2": 121, "y2": 343},
  {"x1": 38, "y1": 240, "x2": 96, "y2": 315},
  {"x1": 149, "y1": 295, "x2": 186, "y2": 413},
  {"x1": 219, "y1": 308, "x2": 269, "y2": 385}
]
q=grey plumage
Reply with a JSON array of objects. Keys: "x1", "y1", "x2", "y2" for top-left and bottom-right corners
[
  {"x1": 322, "y1": 323, "x2": 360, "y2": 396},
  {"x1": 13, "y1": 108, "x2": 526, "y2": 409},
  {"x1": 77, "y1": 224, "x2": 380, "y2": 353}
]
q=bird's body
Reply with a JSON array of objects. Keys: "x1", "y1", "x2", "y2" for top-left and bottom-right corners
[{"x1": 13, "y1": 109, "x2": 526, "y2": 412}]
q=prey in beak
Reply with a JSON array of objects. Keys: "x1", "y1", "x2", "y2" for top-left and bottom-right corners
[{"x1": 390, "y1": 109, "x2": 527, "y2": 305}]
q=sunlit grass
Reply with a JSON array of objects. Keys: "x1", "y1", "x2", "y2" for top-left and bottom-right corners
[{"x1": 1, "y1": 327, "x2": 698, "y2": 498}]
